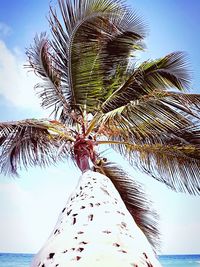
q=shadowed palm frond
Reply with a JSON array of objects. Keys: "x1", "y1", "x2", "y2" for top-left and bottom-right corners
[
  {"x1": 0, "y1": 120, "x2": 74, "y2": 175},
  {"x1": 99, "y1": 32, "x2": 145, "y2": 103},
  {"x1": 101, "y1": 52, "x2": 190, "y2": 113},
  {"x1": 104, "y1": 136, "x2": 200, "y2": 195},
  {"x1": 94, "y1": 161, "x2": 160, "y2": 251},
  {"x1": 161, "y1": 92, "x2": 200, "y2": 119},
  {"x1": 99, "y1": 10, "x2": 146, "y2": 95}
]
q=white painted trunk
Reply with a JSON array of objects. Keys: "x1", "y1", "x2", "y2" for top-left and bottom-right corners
[{"x1": 31, "y1": 170, "x2": 162, "y2": 267}]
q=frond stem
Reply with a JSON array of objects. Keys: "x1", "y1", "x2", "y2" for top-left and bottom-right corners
[
  {"x1": 48, "y1": 127, "x2": 75, "y2": 142},
  {"x1": 85, "y1": 112, "x2": 102, "y2": 137},
  {"x1": 97, "y1": 140, "x2": 131, "y2": 146}
]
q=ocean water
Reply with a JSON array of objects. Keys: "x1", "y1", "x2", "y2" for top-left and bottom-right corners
[
  {"x1": 159, "y1": 254, "x2": 200, "y2": 266},
  {"x1": 0, "y1": 253, "x2": 200, "y2": 266}
]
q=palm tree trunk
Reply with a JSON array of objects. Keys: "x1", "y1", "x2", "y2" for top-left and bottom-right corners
[{"x1": 31, "y1": 170, "x2": 162, "y2": 267}]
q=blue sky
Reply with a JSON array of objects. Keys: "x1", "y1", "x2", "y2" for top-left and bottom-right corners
[{"x1": 0, "y1": 0, "x2": 200, "y2": 254}]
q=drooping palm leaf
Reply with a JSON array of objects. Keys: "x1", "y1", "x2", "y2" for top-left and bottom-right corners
[
  {"x1": 94, "y1": 88, "x2": 200, "y2": 195},
  {"x1": 101, "y1": 52, "x2": 190, "y2": 113},
  {"x1": 93, "y1": 91, "x2": 200, "y2": 144},
  {"x1": 161, "y1": 92, "x2": 200, "y2": 119},
  {"x1": 94, "y1": 161, "x2": 160, "y2": 250},
  {"x1": 100, "y1": 138, "x2": 200, "y2": 195},
  {"x1": 26, "y1": 33, "x2": 71, "y2": 120},
  {"x1": 0, "y1": 120, "x2": 74, "y2": 175}
]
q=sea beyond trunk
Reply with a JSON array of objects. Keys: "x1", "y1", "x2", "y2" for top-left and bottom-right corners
[{"x1": 31, "y1": 170, "x2": 161, "y2": 267}]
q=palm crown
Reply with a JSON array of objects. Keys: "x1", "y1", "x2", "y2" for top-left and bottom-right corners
[{"x1": 1, "y1": 0, "x2": 200, "y2": 250}]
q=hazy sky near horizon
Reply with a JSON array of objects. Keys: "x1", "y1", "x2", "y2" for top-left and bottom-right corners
[{"x1": 0, "y1": 0, "x2": 200, "y2": 254}]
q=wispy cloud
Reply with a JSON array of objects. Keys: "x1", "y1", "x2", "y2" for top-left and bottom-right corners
[
  {"x1": 0, "y1": 40, "x2": 45, "y2": 112},
  {"x1": 0, "y1": 22, "x2": 12, "y2": 37}
]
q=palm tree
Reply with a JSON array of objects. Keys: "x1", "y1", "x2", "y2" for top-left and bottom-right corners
[{"x1": 1, "y1": 0, "x2": 200, "y2": 265}]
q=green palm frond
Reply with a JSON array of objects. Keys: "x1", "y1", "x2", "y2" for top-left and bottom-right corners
[
  {"x1": 103, "y1": 139, "x2": 200, "y2": 195},
  {"x1": 140, "y1": 51, "x2": 190, "y2": 90},
  {"x1": 101, "y1": 52, "x2": 190, "y2": 113},
  {"x1": 27, "y1": 0, "x2": 146, "y2": 120},
  {"x1": 94, "y1": 161, "x2": 160, "y2": 250},
  {"x1": 95, "y1": 91, "x2": 200, "y2": 141},
  {"x1": 0, "y1": 119, "x2": 74, "y2": 175}
]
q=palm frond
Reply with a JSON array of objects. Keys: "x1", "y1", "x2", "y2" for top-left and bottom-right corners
[
  {"x1": 161, "y1": 92, "x2": 200, "y2": 119},
  {"x1": 106, "y1": 139, "x2": 200, "y2": 195},
  {"x1": 100, "y1": 33, "x2": 145, "y2": 103},
  {"x1": 99, "y1": 10, "x2": 146, "y2": 93},
  {"x1": 94, "y1": 161, "x2": 160, "y2": 251},
  {"x1": 26, "y1": 33, "x2": 70, "y2": 121},
  {"x1": 96, "y1": 91, "x2": 200, "y2": 141},
  {"x1": 102, "y1": 52, "x2": 190, "y2": 113},
  {"x1": 47, "y1": 0, "x2": 146, "y2": 115},
  {"x1": 140, "y1": 51, "x2": 190, "y2": 90},
  {"x1": 0, "y1": 119, "x2": 74, "y2": 175}
]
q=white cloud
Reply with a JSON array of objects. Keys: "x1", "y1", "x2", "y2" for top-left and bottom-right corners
[
  {"x1": 0, "y1": 40, "x2": 45, "y2": 112},
  {"x1": 0, "y1": 22, "x2": 12, "y2": 37}
]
